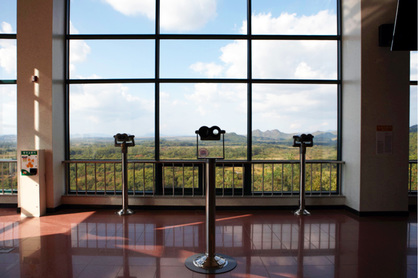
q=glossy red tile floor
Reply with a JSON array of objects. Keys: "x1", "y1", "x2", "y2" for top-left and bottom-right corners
[{"x1": 0, "y1": 208, "x2": 416, "y2": 278}]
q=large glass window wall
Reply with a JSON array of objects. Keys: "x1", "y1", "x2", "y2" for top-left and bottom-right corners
[
  {"x1": 0, "y1": 0, "x2": 17, "y2": 160},
  {"x1": 66, "y1": 0, "x2": 341, "y2": 194}
]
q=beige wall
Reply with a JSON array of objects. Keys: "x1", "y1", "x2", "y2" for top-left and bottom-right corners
[
  {"x1": 342, "y1": 0, "x2": 410, "y2": 212},
  {"x1": 17, "y1": 0, "x2": 65, "y2": 209}
]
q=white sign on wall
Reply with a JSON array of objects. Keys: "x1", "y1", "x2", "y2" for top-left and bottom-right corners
[{"x1": 376, "y1": 125, "x2": 393, "y2": 155}]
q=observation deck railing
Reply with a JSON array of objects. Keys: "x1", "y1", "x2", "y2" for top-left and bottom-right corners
[
  {"x1": 63, "y1": 160, "x2": 345, "y2": 197},
  {"x1": 409, "y1": 160, "x2": 417, "y2": 194},
  {"x1": 0, "y1": 160, "x2": 17, "y2": 195},
  {"x1": 1, "y1": 160, "x2": 417, "y2": 199}
]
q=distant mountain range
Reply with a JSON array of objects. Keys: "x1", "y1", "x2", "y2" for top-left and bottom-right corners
[
  {"x1": 1, "y1": 125, "x2": 417, "y2": 144},
  {"x1": 0, "y1": 135, "x2": 16, "y2": 143}
]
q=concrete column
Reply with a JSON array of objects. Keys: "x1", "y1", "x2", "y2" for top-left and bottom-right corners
[
  {"x1": 17, "y1": 0, "x2": 66, "y2": 210},
  {"x1": 342, "y1": 0, "x2": 410, "y2": 213}
]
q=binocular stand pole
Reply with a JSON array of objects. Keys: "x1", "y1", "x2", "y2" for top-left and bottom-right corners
[
  {"x1": 185, "y1": 158, "x2": 236, "y2": 274},
  {"x1": 294, "y1": 143, "x2": 310, "y2": 216},
  {"x1": 117, "y1": 142, "x2": 134, "y2": 216}
]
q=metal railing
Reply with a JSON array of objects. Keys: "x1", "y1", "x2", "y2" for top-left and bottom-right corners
[
  {"x1": 63, "y1": 160, "x2": 345, "y2": 196},
  {"x1": 409, "y1": 160, "x2": 417, "y2": 194},
  {"x1": 0, "y1": 160, "x2": 17, "y2": 195},
  {"x1": 1, "y1": 160, "x2": 416, "y2": 199},
  {"x1": 1, "y1": 159, "x2": 415, "y2": 198}
]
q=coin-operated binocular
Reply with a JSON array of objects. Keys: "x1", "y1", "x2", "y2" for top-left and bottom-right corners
[
  {"x1": 292, "y1": 134, "x2": 314, "y2": 216},
  {"x1": 195, "y1": 126, "x2": 225, "y2": 159},
  {"x1": 114, "y1": 133, "x2": 135, "y2": 216},
  {"x1": 114, "y1": 133, "x2": 135, "y2": 148},
  {"x1": 293, "y1": 134, "x2": 314, "y2": 149},
  {"x1": 185, "y1": 126, "x2": 236, "y2": 274}
]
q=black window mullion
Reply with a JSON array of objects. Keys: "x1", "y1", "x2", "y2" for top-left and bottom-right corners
[
  {"x1": 244, "y1": 0, "x2": 253, "y2": 195},
  {"x1": 154, "y1": 0, "x2": 163, "y2": 195},
  {"x1": 64, "y1": 0, "x2": 70, "y2": 164},
  {"x1": 336, "y1": 0, "x2": 343, "y2": 194}
]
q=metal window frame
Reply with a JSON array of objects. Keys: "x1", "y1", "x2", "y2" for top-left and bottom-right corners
[{"x1": 64, "y1": 0, "x2": 343, "y2": 195}]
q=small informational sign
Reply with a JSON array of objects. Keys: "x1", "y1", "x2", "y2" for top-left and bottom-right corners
[
  {"x1": 376, "y1": 125, "x2": 393, "y2": 155},
  {"x1": 21, "y1": 150, "x2": 38, "y2": 176}
]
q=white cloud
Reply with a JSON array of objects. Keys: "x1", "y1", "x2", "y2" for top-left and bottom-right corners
[
  {"x1": 184, "y1": 10, "x2": 338, "y2": 133},
  {"x1": 191, "y1": 10, "x2": 336, "y2": 80},
  {"x1": 252, "y1": 84, "x2": 337, "y2": 133},
  {"x1": 0, "y1": 40, "x2": 16, "y2": 75},
  {"x1": 411, "y1": 52, "x2": 418, "y2": 80},
  {"x1": 103, "y1": 0, "x2": 217, "y2": 32},
  {"x1": 294, "y1": 62, "x2": 323, "y2": 79},
  {"x1": 69, "y1": 22, "x2": 91, "y2": 76},
  {"x1": 0, "y1": 22, "x2": 13, "y2": 33},
  {"x1": 159, "y1": 83, "x2": 247, "y2": 136},
  {"x1": 190, "y1": 62, "x2": 223, "y2": 78},
  {"x1": 0, "y1": 22, "x2": 16, "y2": 75},
  {"x1": 103, "y1": 0, "x2": 155, "y2": 19},
  {"x1": 70, "y1": 84, "x2": 154, "y2": 136},
  {"x1": 250, "y1": 10, "x2": 336, "y2": 35},
  {"x1": 160, "y1": 0, "x2": 217, "y2": 31},
  {"x1": 70, "y1": 40, "x2": 91, "y2": 63},
  {"x1": 69, "y1": 8, "x2": 339, "y2": 135},
  {"x1": 0, "y1": 85, "x2": 17, "y2": 135},
  {"x1": 251, "y1": 39, "x2": 335, "y2": 80},
  {"x1": 219, "y1": 41, "x2": 247, "y2": 78}
]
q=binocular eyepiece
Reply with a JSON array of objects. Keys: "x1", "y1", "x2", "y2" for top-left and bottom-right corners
[
  {"x1": 292, "y1": 134, "x2": 314, "y2": 147},
  {"x1": 114, "y1": 133, "x2": 135, "y2": 147},
  {"x1": 195, "y1": 126, "x2": 225, "y2": 141}
]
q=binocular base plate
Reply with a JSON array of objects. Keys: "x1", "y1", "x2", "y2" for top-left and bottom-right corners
[
  {"x1": 185, "y1": 253, "x2": 237, "y2": 274},
  {"x1": 294, "y1": 209, "x2": 311, "y2": 216},
  {"x1": 116, "y1": 208, "x2": 134, "y2": 216}
]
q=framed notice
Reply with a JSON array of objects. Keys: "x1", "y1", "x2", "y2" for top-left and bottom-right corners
[
  {"x1": 376, "y1": 125, "x2": 393, "y2": 155},
  {"x1": 21, "y1": 150, "x2": 39, "y2": 176}
]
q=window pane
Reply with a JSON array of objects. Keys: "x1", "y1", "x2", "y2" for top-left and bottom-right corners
[
  {"x1": 70, "y1": 84, "x2": 155, "y2": 159},
  {"x1": 411, "y1": 51, "x2": 417, "y2": 81},
  {"x1": 160, "y1": 0, "x2": 246, "y2": 34},
  {"x1": 0, "y1": 85, "x2": 16, "y2": 159},
  {"x1": 0, "y1": 0, "x2": 16, "y2": 33},
  {"x1": 160, "y1": 83, "x2": 247, "y2": 160},
  {"x1": 252, "y1": 0, "x2": 337, "y2": 35},
  {"x1": 69, "y1": 40, "x2": 155, "y2": 79},
  {"x1": 70, "y1": 0, "x2": 155, "y2": 34},
  {"x1": 160, "y1": 40, "x2": 246, "y2": 79},
  {"x1": 0, "y1": 39, "x2": 16, "y2": 79},
  {"x1": 410, "y1": 86, "x2": 417, "y2": 160},
  {"x1": 252, "y1": 84, "x2": 337, "y2": 160},
  {"x1": 252, "y1": 40, "x2": 337, "y2": 79}
]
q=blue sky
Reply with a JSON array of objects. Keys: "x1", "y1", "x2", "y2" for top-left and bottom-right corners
[
  {"x1": 68, "y1": 0, "x2": 339, "y2": 137},
  {"x1": 0, "y1": 0, "x2": 417, "y2": 137}
]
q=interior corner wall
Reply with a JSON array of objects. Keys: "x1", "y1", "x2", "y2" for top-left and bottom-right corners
[
  {"x1": 342, "y1": 0, "x2": 362, "y2": 211},
  {"x1": 342, "y1": 0, "x2": 410, "y2": 213},
  {"x1": 17, "y1": 0, "x2": 66, "y2": 209}
]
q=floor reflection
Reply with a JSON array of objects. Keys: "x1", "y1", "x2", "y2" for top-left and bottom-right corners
[{"x1": 0, "y1": 208, "x2": 416, "y2": 278}]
